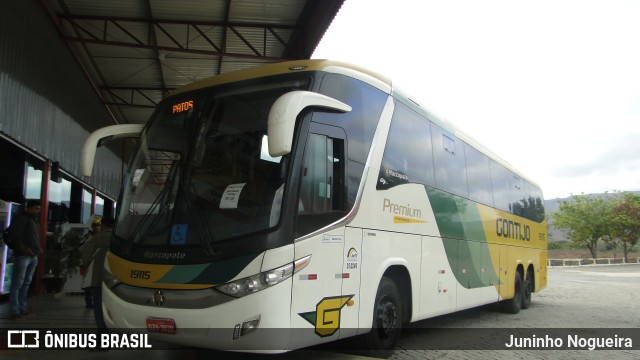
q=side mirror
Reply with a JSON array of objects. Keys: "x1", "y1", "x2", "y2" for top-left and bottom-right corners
[
  {"x1": 81, "y1": 124, "x2": 144, "y2": 177},
  {"x1": 267, "y1": 91, "x2": 351, "y2": 157}
]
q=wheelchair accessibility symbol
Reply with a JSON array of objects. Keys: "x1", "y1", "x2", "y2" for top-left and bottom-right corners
[{"x1": 171, "y1": 224, "x2": 187, "y2": 245}]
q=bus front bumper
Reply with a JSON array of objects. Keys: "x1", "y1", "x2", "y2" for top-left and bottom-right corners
[{"x1": 101, "y1": 279, "x2": 294, "y2": 352}]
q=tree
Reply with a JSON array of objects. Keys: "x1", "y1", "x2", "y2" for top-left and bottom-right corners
[
  {"x1": 552, "y1": 194, "x2": 614, "y2": 259},
  {"x1": 611, "y1": 192, "x2": 640, "y2": 262}
]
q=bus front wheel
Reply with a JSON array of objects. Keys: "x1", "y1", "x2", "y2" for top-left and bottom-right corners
[{"x1": 357, "y1": 276, "x2": 402, "y2": 358}]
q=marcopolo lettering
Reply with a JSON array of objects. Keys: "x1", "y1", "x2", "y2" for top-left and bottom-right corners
[
  {"x1": 384, "y1": 169, "x2": 408, "y2": 181},
  {"x1": 143, "y1": 251, "x2": 187, "y2": 260},
  {"x1": 496, "y1": 217, "x2": 530, "y2": 241}
]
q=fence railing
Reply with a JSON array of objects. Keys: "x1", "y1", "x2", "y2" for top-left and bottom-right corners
[{"x1": 547, "y1": 257, "x2": 640, "y2": 267}]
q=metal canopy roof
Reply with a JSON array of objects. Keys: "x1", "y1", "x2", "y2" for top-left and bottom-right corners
[{"x1": 41, "y1": 0, "x2": 345, "y2": 126}]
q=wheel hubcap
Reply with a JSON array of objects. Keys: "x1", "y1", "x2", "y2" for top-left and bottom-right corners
[{"x1": 376, "y1": 297, "x2": 397, "y2": 339}]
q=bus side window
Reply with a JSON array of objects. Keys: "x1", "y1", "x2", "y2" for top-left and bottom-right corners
[
  {"x1": 432, "y1": 124, "x2": 468, "y2": 197},
  {"x1": 464, "y1": 143, "x2": 494, "y2": 207},
  {"x1": 296, "y1": 133, "x2": 346, "y2": 237},
  {"x1": 377, "y1": 101, "x2": 435, "y2": 190}
]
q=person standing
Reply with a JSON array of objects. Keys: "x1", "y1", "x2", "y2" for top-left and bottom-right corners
[
  {"x1": 81, "y1": 216, "x2": 113, "y2": 333},
  {"x1": 79, "y1": 217, "x2": 102, "y2": 308},
  {"x1": 9, "y1": 200, "x2": 42, "y2": 320}
]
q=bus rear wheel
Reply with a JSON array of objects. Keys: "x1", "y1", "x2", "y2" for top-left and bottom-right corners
[
  {"x1": 522, "y1": 269, "x2": 533, "y2": 309},
  {"x1": 500, "y1": 271, "x2": 523, "y2": 314},
  {"x1": 356, "y1": 277, "x2": 402, "y2": 358}
]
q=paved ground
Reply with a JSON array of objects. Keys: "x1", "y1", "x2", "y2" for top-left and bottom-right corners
[
  {"x1": 391, "y1": 264, "x2": 640, "y2": 360},
  {"x1": 1, "y1": 264, "x2": 639, "y2": 359}
]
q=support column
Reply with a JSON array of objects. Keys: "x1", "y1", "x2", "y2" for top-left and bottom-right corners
[
  {"x1": 91, "y1": 188, "x2": 97, "y2": 216},
  {"x1": 35, "y1": 160, "x2": 51, "y2": 295}
]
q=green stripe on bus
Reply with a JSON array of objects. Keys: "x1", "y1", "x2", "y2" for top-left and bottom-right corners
[
  {"x1": 157, "y1": 252, "x2": 261, "y2": 285},
  {"x1": 426, "y1": 186, "x2": 500, "y2": 289}
]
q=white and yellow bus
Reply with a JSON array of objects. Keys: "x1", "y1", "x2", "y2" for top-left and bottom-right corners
[{"x1": 82, "y1": 60, "x2": 547, "y2": 357}]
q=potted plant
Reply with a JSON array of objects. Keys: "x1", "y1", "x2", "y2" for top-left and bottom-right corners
[{"x1": 42, "y1": 227, "x2": 83, "y2": 293}]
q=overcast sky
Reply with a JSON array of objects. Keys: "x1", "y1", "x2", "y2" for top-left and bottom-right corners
[{"x1": 312, "y1": 0, "x2": 640, "y2": 200}]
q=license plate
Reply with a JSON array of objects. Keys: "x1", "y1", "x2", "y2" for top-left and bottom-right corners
[{"x1": 146, "y1": 318, "x2": 176, "y2": 334}]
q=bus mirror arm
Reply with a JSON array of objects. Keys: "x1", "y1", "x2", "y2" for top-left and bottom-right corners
[
  {"x1": 267, "y1": 91, "x2": 351, "y2": 157},
  {"x1": 81, "y1": 124, "x2": 144, "y2": 177}
]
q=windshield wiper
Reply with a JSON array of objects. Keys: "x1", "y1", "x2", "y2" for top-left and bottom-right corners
[
  {"x1": 130, "y1": 161, "x2": 181, "y2": 245},
  {"x1": 182, "y1": 182, "x2": 217, "y2": 256}
]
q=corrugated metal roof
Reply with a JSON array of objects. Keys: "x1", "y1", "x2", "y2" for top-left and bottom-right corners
[{"x1": 41, "y1": 0, "x2": 345, "y2": 127}]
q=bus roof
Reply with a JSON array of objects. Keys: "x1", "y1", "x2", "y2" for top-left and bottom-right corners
[{"x1": 170, "y1": 59, "x2": 392, "y2": 96}]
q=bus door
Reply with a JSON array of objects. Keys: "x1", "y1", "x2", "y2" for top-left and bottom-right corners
[{"x1": 291, "y1": 122, "x2": 351, "y2": 346}]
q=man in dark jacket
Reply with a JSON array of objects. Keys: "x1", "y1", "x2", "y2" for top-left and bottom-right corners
[{"x1": 9, "y1": 200, "x2": 42, "y2": 320}]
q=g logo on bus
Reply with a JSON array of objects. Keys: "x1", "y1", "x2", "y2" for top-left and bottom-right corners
[
  {"x1": 299, "y1": 295, "x2": 354, "y2": 337},
  {"x1": 153, "y1": 290, "x2": 166, "y2": 306}
]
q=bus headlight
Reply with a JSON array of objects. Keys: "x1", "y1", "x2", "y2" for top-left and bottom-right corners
[
  {"x1": 216, "y1": 255, "x2": 311, "y2": 298},
  {"x1": 103, "y1": 269, "x2": 122, "y2": 289}
]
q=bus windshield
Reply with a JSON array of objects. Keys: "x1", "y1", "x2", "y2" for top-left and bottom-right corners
[{"x1": 115, "y1": 77, "x2": 310, "y2": 253}]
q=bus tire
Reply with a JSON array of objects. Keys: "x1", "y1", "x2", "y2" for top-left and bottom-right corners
[
  {"x1": 522, "y1": 268, "x2": 533, "y2": 309},
  {"x1": 500, "y1": 271, "x2": 523, "y2": 314},
  {"x1": 357, "y1": 277, "x2": 402, "y2": 358}
]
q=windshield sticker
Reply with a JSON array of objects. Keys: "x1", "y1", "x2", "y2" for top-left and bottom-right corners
[
  {"x1": 346, "y1": 248, "x2": 358, "y2": 269},
  {"x1": 171, "y1": 224, "x2": 187, "y2": 245},
  {"x1": 220, "y1": 183, "x2": 247, "y2": 209},
  {"x1": 322, "y1": 235, "x2": 343, "y2": 243}
]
